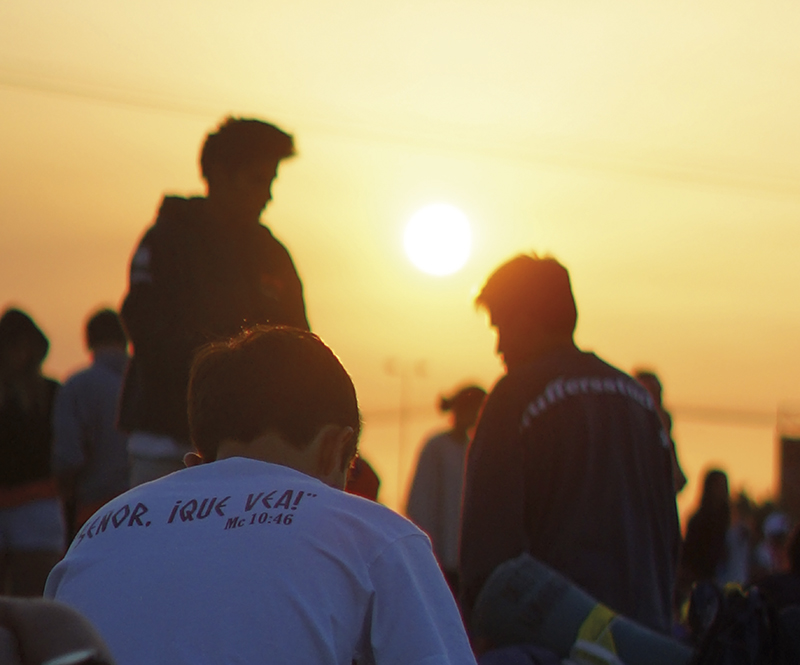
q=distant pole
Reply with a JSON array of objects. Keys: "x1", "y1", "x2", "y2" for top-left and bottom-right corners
[{"x1": 385, "y1": 358, "x2": 426, "y2": 507}]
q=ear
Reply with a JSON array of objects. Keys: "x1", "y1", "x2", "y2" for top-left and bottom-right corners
[
  {"x1": 183, "y1": 452, "x2": 205, "y2": 468},
  {"x1": 314, "y1": 425, "x2": 356, "y2": 489}
]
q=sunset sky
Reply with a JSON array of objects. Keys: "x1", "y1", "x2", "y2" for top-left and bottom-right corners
[{"x1": 2, "y1": 1, "x2": 799, "y2": 518}]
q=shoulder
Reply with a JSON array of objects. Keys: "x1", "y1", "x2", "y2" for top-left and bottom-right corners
[
  {"x1": 256, "y1": 226, "x2": 296, "y2": 262},
  {"x1": 141, "y1": 196, "x2": 205, "y2": 244},
  {"x1": 58, "y1": 366, "x2": 94, "y2": 395},
  {"x1": 324, "y1": 488, "x2": 430, "y2": 552}
]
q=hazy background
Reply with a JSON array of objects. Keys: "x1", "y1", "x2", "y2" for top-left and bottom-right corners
[{"x1": 2, "y1": 1, "x2": 799, "y2": 519}]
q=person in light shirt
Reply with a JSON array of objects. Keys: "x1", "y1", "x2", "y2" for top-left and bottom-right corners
[{"x1": 47, "y1": 325, "x2": 476, "y2": 665}]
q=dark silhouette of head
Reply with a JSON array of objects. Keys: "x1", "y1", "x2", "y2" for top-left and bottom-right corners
[
  {"x1": 439, "y1": 385, "x2": 486, "y2": 433},
  {"x1": 200, "y1": 117, "x2": 295, "y2": 186},
  {"x1": 634, "y1": 370, "x2": 663, "y2": 406},
  {"x1": 85, "y1": 309, "x2": 127, "y2": 352},
  {"x1": 200, "y1": 117, "x2": 296, "y2": 223},
  {"x1": 0, "y1": 308, "x2": 49, "y2": 378},
  {"x1": 476, "y1": 254, "x2": 577, "y2": 371},
  {"x1": 700, "y1": 469, "x2": 730, "y2": 513},
  {"x1": 188, "y1": 325, "x2": 360, "y2": 463}
]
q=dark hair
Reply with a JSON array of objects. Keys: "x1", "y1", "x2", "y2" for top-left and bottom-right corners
[
  {"x1": 188, "y1": 326, "x2": 360, "y2": 461},
  {"x1": 0, "y1": 308, "x2": 49, "y2": 367},
  {"x1": 86, "y1": 309, "x2": 127, "y2": 350},
  {"x1": 634, "y1": 370, "x2": 663, "y2": 404},
  {"x1": 700, "y1": 469, "x2": 730, "y2": 512},
  {"x1": 439, "y1": 385, "x2": 486, "y2": 414},
  {"x1": 475, "y1": 254, "x2": 577, "y2": 336},
  {"x1": 200, "y1": 117, "x2": 295, "y2": 183}
]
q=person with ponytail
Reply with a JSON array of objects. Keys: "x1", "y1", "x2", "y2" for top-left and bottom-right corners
[{"x1": 406, "y1": 384, "x2": 486, "y2": 593}]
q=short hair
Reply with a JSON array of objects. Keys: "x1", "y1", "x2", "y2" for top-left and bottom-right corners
[
  {"x1": 86, "y1": 308, "x2": 127, "y2": 350},
  {"x1": 200, "y1": 117, "x2": 295, "y2": 183},
  {"x1": 188, "y1": 326, "x2": 361, "y2": 461},
  {"x1": 475, "y1": 254, "x2": 577, "y2": 336}
]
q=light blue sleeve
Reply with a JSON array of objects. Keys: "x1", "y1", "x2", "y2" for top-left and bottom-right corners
[{"x1": 367, "y1": 533, "x2": 477, "y2": 665}]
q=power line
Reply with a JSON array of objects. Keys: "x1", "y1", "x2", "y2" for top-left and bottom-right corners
[{"x1": 2, "y1": 66, "x2": 800, "y2": 200}]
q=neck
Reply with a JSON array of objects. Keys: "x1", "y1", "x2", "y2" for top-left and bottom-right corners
[
  {"x1": 205, "y1": 193, "x2": 259, "y2": 228},
  {"x1": 513, "y1": 335, "x2": 576, "y2": 372},
  {"x1": 217, "y1": 433, "x2": 316, "y2": 474}
]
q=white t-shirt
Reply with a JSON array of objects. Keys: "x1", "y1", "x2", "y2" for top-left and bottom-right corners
[{"x1": 45, "y1": 457, "x2": 476, "y2": 665}]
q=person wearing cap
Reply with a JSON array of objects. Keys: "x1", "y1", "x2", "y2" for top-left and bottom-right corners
[
  {"x1": 0, "y1": 308, "x2": 64, "y2": 596},
  {"x1": 406, "y1": 384, "x2": 486, "y2": 593},
  {"x1": 118, "y1": 117, "x2": 309, "y2": 488},
  {"x1": 459, "y1": 254, "x2": 680, "y2": 636}
]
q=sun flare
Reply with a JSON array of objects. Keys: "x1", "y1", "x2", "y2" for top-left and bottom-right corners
[{"x1": 403, "y1": 203, "x2": 472, "y2": 276}]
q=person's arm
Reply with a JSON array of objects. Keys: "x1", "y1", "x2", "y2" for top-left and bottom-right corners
[
  {"x1": 51, "y1": 380, "x2": 85, "y2": 536},
  {"x1": 405, "y1": 440, "x2": 442, "y2": 544},
  {"x1": 366, "y1": 533, "x2": 477, "y2": 665},
  {"x1": 459, "y1": 379, "x2": 528, "y2": 626}
]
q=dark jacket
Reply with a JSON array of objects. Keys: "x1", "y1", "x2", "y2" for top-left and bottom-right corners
[
  {"x1": 0, "y1": 378, "x2": 60, "y2": 488},
  {"x1": 119, "y1": 196, "x2": 309, "y2": 444},
  {"x1": 459, "y1": 346, "x2": 680, "y2": 634}
]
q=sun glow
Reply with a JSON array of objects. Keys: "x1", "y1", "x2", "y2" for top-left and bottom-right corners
[{"x1": 403, "y1": 203, "x2": 472, "y2": 276}]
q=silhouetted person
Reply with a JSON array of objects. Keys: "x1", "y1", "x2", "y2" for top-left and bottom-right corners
[
  {"x1": 406, "y1": 384, "x2": 486, "y2": 593},
  {"x1": 52, "y1": 308, "x2": 130, "y2": 540},
  {"x1": 678, "y1": 469, "x2": 731, "y2": 605},
  {"x1": 459, "y1": 254, "x2": 679, "y2": 635},
  {"x1": 345, "y1": 456, "x2": 381, "y2": 501},
  {"x1": 634, "y1": 369, "x2": 687, "y2": 494},
  {"x1": 0, "y1": 308, "x2": 64, "y2": 596},
  {"x1": 752, "y1": 510, "x2": 792, "y2": 581},
  {"x1": 757, "y1": 522, "x2": 800, "y2": 610},
  {"x1": 118, "y1": 117, "x2": 309, "y2": 487},
  {"x1": 47, "y1": 326, "x2": 475, "y2": 665}
]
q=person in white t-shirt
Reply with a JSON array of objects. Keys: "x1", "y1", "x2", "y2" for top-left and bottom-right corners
[{"x1": 45, "y1": 325, "x2": 475, "y2": 665}]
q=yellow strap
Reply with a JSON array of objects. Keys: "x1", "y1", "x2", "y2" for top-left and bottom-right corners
[{"x1": 576, "y1": 603, "x2": 618, "y2": 655}]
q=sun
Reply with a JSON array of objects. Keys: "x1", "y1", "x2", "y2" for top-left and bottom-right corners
[{"x1": 403, "y1": 203, "x2": 472, "y2": 276}]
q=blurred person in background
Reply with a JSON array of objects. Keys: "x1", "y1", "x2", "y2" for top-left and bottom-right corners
[
  {"x1": 0, "y1": 308, "x2": 64, "y2": 596},
  {"x1": 52, "y1": 308, "x2": 130, "y2": 540},
  {"x1": 756, "y1": 522, "x2": 800, "y2": 610},
  {"x1": 752, "y1": 510, "x2": 793, "y2": 581},
  {"x1": 677, "y1": 469, "x2": 736, "y2": 608},
  {"x1": 406, "y1": 384, "x2": 486, "y2": 593},
  {"x1": 346, "y1": 456, "x2": 381, "y2": 501},
  {"x1": 634, "y1": 369, "x2": 687, "y2": 494}
]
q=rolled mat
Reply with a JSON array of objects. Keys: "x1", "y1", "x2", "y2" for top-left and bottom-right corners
[{"x1": 472, "y1": 553, "x2": 693, "y2": 665}]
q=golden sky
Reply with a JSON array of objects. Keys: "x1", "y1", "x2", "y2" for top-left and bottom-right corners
[{"x1": 1, "y1": 1, "x2": 799, "y2": 517}]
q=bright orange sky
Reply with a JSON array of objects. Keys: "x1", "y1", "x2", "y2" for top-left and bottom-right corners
[{"x1": 1, "y1": 1, "x2": 799, "y2": 520}]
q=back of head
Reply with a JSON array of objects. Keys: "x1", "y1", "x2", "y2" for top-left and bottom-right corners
[
  {"x1": 439, "y1": 385, "x2": 487, "y2": 415},
  {"x1": 700, "y1": 469, "x2": 729, "y2": 512},
  {"x1": 200, "y1": 117, "x2": 295, "y2": 184},
  {"x1": 634, "y1": 370, "x2": 663, "y2": 405},
  {"x1": 86, "y1": 309, "x2": 127, "y2": 351},
  {"x1": 476, "y1": 254, "x2": 577, "y2": 337},
  {"x1": 188, "y1": 326, "x2": 360, "y2": 462}
]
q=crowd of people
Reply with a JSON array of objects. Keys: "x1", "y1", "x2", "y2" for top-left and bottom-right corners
[{"x1": 1, "y1": 116, "x2": 797, "y2": 664}]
